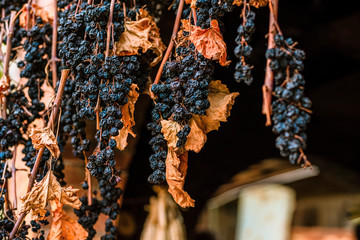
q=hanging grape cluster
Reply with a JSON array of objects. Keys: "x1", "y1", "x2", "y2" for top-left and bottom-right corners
[
  {"x1": 234, "y1": 1, "x2": 256, "y2": 84},
  {"x1": 267, "y1": 34, "x2": 311, "y2": 165},
  {"x1": 0, "y1": 0, "x2": 314, "y2": 238}
]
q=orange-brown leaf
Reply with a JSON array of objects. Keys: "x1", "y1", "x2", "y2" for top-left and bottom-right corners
[
  {"x1": 166, "y1": 150, "x2": 195, "y2": 208},
  {"x1": 19, "y1": 4, "x2": 53, "y2": 29},
  {"x1": 115, "y1": 10, "x2": 165, "y2": 66},
  {"x1": 20, "y1": 171, "x2": 81, "y2": 220},
  {"x1": 185, "y1": 0, "x2": 197, "y2": 8},
  {"x1": 48, "y1": 199, "x2": 88, "y2": 240},
  {"x1": 233, "y1": 0, "x2": 268, "y2": 7},
  {"x1": 29, "y1": 127, "x2": 60, "y2": 158},
  {"x1": 161, "y1": 120, "x2": 181, "y2": 150},
  {"x1": 114, "y1": 84, "x2": 139, "y2": 150},
  {"x1": 194, "y1": 80, "x2": 239, "y2": 133},
  {"x1": 184, "y1": 118, "x2": 207, "y2": 153},
  {"x1": 0, "y1": 75, "x2": 9, "y2": 94},
  {"x1": 188, "y1": 20, "x2": 231, "y2": 66}
]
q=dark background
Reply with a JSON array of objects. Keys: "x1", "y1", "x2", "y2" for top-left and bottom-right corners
[{"x1": 120, "y1": 0, "x2": 360, "y2": 239}]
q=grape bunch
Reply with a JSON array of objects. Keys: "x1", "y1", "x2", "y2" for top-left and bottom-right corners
[
  {"x1": 234, "y1": 3, "x2": 255, "y2": 84},
  {"x1": 195, "y1": 0, "x2": 234, "y2": 28},
  {"x1": 58, "y1": 1, "x2": 155, "y2": 238},
  {"x1": 0, "y1": 209, "x2": 29, "y2": 239},
  {"x1": 16, "y1": 15, "x2": 56, "y2": 182},
  {"x1": 148, "y1": 39, "x2": 214, "y2": 184},
  {"x1": 266, "y1": 34, "x2": 312, "y2": 165},
  {"x1": 0, "y1": 0, "x2": 27, "y2": 59},
  {"x1": 74, "y1": 196, "x2": 101, "y2": 240}
]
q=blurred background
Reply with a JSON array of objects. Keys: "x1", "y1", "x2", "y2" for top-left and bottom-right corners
[{"x1": 59, "y1": 0, "x2": 360, "y2": 239}]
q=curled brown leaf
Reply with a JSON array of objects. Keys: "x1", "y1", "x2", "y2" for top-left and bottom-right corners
[
  {"x1": 20, "y1": 171, "x2": 81, "y2": 220},
  {"x1": 113, "y1": 84, "x2": 139, "y2": 150},
  {"x1": 233, "y1": 0, "x2": 268, "y2": 7},
  {"x1": 19, "y1": 4, "x2": 53, "y2": 28},
  {"x1": 184, "y1": 119, "x2": 207, "y2": 153},
  {"x1": 188, "y1": 20, "x2": 231, "y2": 66},
  {"x1": 185, "y1": 0, "x2": 197, "y2": 8},
  {"x1": 161, "y1": 120, "x2": 181, "y2": 150},
  {"x1": 115, "y1": 10, "x2": 166, "y2": 66},
  {"x1": 0, "y1": 75, "x2": 9, "y2": 94},
  {"x1": 166, "y1": 150, "x2": 195, "y2": 208},
  {"x1": 29, "y1": 127, "x2": 60, "y2": 158},
  {"x1": 48, "y1": 199, "x2": 88, "y2": 240},
  {"x1": 194, "y1": 80, "x2": 239, "y2": 133}
]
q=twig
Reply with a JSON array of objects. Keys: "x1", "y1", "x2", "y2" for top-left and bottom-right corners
[
  {"x1": 298, "y1": 148, "x2": 311, "y2": 168},
  {"x1": 26, "y1": 0, "x2": 31, "y2": 30},
  {"x1": 95, "y1": 0, "x2": 115, "y2": 130},
  {"x1": 262, "y1": 0, "x2": 278, "y2": 126},
  {"x1": 11, "y1": 145, "x2": 17, "y2": 209},
  {"x1": 153, "y1": 0, "x2": 185, "y2": 85},
  {"x1": 4, "y1": 11, "x2": 16, "y2": 86},
  {"x1": 105, "y1": 0, "x2": 115, "y2": 58},
  {"x1": 83, "y1": 152, "x2": 92, "y2": 205},
  {"x1": 51, "y1": 0, "x2": 58, "y2": 88},
  {"x1": 2, "y1": 11, "x2": 17, "y2": 120},
  {"x1": 9, "y1": 69, "x2": 70, "y2": 240},
  {"x1": 191, "y1": 8, "x2": 197, "y2": 25},
  {"x1": 0, "y1": 24, "x2": 5, "y2": 61}
]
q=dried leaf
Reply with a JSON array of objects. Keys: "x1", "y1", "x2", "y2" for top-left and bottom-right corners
[
  {"x1": 29, "y1": 127, "x2": 60, "y2": 158},
  {"x1": 20, "y1": 171, "x2": 81, "y2": 220},
  {"x1": 20, "y1": 4, "x2": 53, "y2": 28},
  {"x1": 184, "y1": 118, "x2": 207, "y2": 153},
  {"x1": 115, "y1": 129, "x2": 129, "y2": 151},
  {"x1": 48, "y1": 199, "x2": 88, "y2": 240},
  {"x1": 233, "y1": 0, "x2": 268, "y2": 7},
  {"x1": 194, "y1": 80, "x2": 239, "y2": 133},
  {"x1": 161, "y1": 120, "x2": 181, "y2": 150},
  {"x1": 185, "y1": 0, "x2": 197, "y2": 8},
  {"x1": 0, "y1": 75, "x2": 9, "y2": 94},
  {"x1": 115, "y1": 10, "x2": 166, "y2": 66},
  {"x1": 139, "y1": 9, "x2": 167, "y2": 66},
  {"x1": 188, "y1": 20, "x2": 231, "y2": 66},
  {"x1": 114, "y1": 84, "x2": 139, "y2": 150},
  {"x1": 166, "y1": 150, "x2": 194, "y2": 208}
]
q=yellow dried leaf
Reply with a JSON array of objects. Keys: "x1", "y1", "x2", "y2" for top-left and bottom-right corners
[
  {"x1": 166, "y1": 150, "x2": 194, "y2": 208},
  {"x1": 139, "y1": 9, "x2": 167, "y2": 66},
  {"x1": 20, "y1": 171, "x2": 81, "y2": 220},
  {"x1": 20, "y1": 4, "x2": 53, "y2": 29},
  {"x1": 115, "y1": 127, "x2": 129, "y2": 151},
  {"x1": 185, "y1": 0, "x2": 197, "y2": 8},
  {"x1": 115, "y1": 10, "x2": 166, "y2": 66},
  {"x1": 161, "y1": 120, "x2": 181, "y2": 150},
  {"x1": 184, "y1": 118, "x2": 207, "y2": 153},
  {"x1": 113, "y1": 84, "x2": 139, "y2": 151},
  {"x1": 48, "y1": 199, "x2": 88, "y2": 240},
  {"x1": 189, "y1": 20, "x2": 231, "y2": 66},
  {"x1": 195, "y1": 80, "x2": 239, "y2": 133},
  {"x1": 29, "y1": 127, "x2": 60, "y2": 158},
  {"x1": 233, "y1": 0, "x2": 268, "y2": 7}
]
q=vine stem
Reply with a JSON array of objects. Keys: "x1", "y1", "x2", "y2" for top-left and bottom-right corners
[
  {"x1": 26, "y1": 0, "x2": 31, "y2": 30},
  {"x1": 262, "y1": 0, "x2": 278, "y2": 126},
  {"x1": 9, "y1": 69, "x2": 70, "y2": 240},
  {"x1": 51, "y1": 0, "x2": 58, "y2": 88},
  {"x1": 153, "y1": 0, "x2": 185, "y2": 85},
  {"x1": 192, "y1": 8, "x2": 197, "y2": 25},
  {"x1": 11, "y1": 145, "x2": 18, "y2": 209},
  {"x1": 95, "y1": 0, "x2": 115, "y2": 130},
  {"x1": 2, "y1": 11, "x2": 16, "y2": 120},
  {"x1": 83, "y1": 152, "x2": 92, "y2": 205}
]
